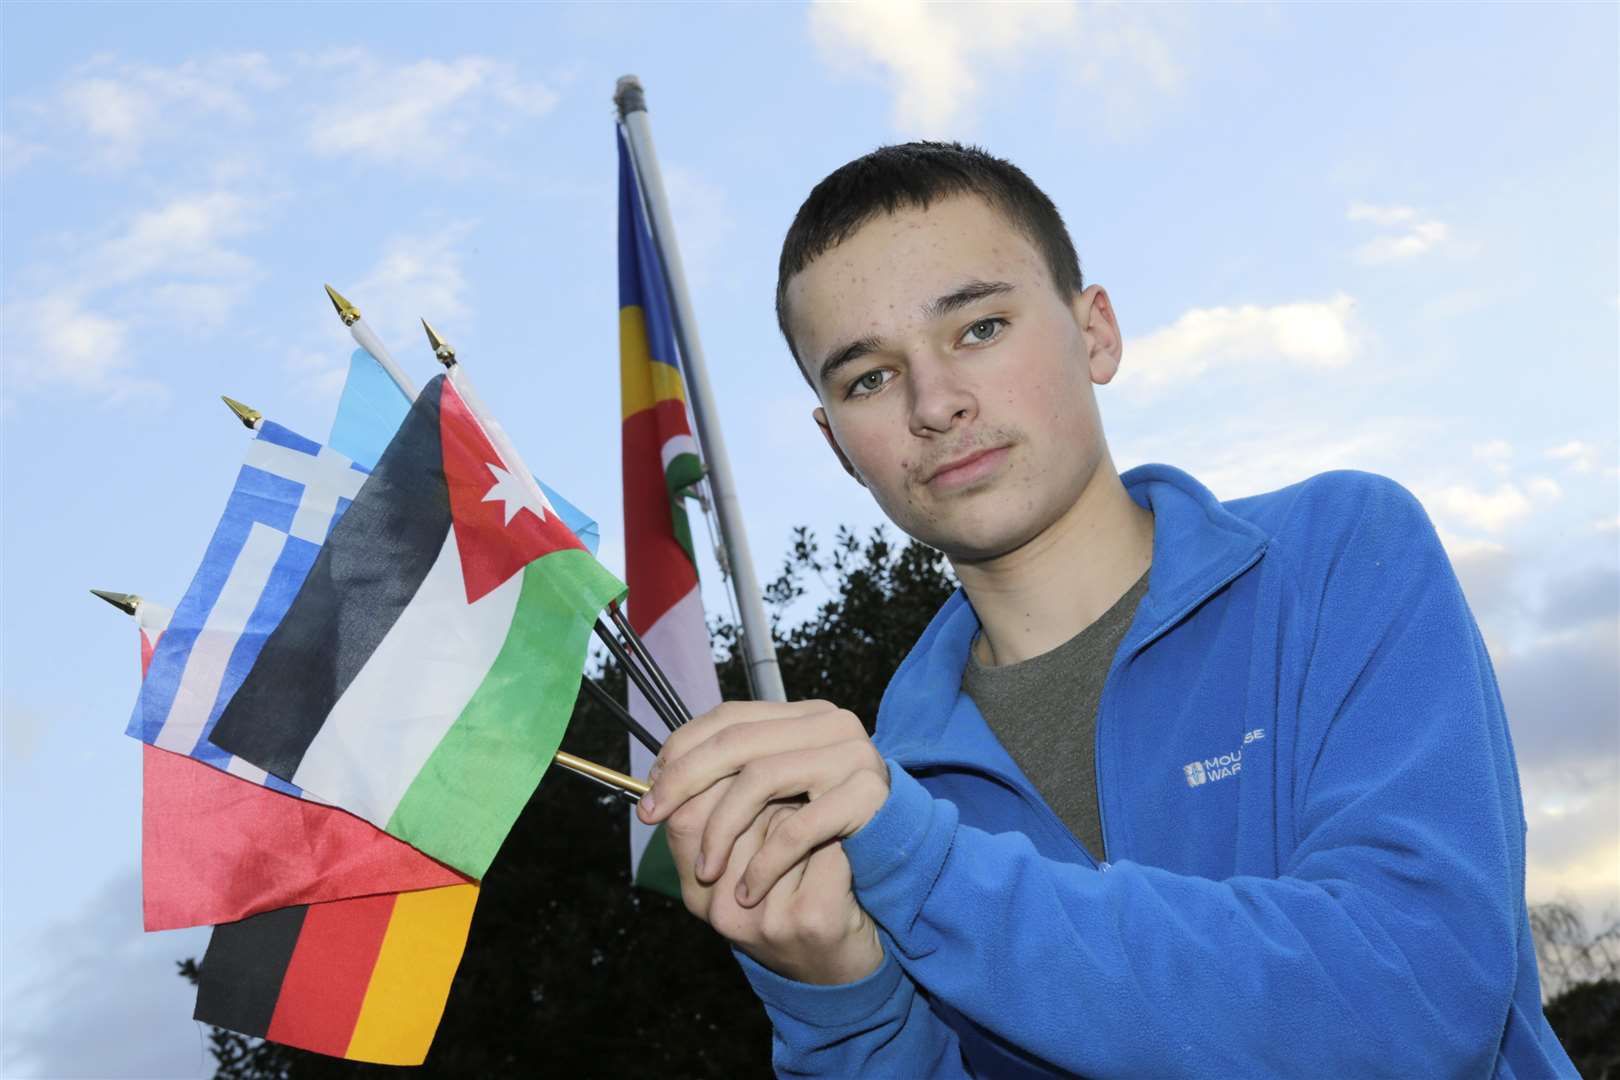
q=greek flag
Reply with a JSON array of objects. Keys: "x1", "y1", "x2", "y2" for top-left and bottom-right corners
[{"x1": 129, "y1": 421, "x2": 368, "y2": 793}]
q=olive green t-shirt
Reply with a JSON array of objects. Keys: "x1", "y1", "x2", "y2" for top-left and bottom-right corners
[{"x1": 960, "y1": 570, "x2": 1150, "y2": 863}]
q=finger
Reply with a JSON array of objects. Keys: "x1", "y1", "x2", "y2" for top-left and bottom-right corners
[
  {"x1": 694, "y1": 742, "x2": 876, "y2": 884},
  {"x1": 644, "y1": 706, "x2": 865, "y2": 824},
  {"x1": 735, "y1": 771, "x2": 888, "y2": 907},
  {"x1": 663, "y1": 776, "x2": 734, "y2": 919},
  {"x1": 646, "y1": 698, "x2": 831, "y2": 789}
]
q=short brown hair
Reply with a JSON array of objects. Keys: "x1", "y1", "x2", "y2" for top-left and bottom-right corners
[{"x1": 775, "y1": 141, "x2": 1084, "y2": 377}]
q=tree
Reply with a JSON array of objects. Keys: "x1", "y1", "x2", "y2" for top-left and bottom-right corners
[
  {"x1": 1531, "y1": 900, "x2": 1620, "y2": 1078},
  {"x1": 181, "y1": 526, "x2": 956, "y2": 1078}
]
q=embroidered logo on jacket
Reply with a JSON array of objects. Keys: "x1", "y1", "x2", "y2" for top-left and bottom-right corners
[{"x1": 1183, "y1": 728, "x2": 1266, "y2": 788}]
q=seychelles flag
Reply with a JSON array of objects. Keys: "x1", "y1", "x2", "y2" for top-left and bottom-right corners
[
  {"x1": 618, "y1": 125, "x2": 724, "y2": 896},
  {"x1": 210, "y1": 373, "x2": 625, "y2": 878}
]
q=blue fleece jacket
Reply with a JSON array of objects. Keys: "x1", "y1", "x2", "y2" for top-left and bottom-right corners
[{"x1": 736, "y1": 465, "x2": 1575, "y2": 1078}]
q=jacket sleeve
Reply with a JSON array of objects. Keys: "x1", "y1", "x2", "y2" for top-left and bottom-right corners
[
  {"x1": 733, "y1": 938, "x2": 965, "y2": 1078},
  {"x1": 834, "y1": 479, "x2": 1530, "y2": 1078}
]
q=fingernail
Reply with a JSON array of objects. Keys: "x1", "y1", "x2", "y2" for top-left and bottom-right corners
[
  {"x1": 694, "y1": 852, "x2": 706, "y2": 879},
  {"x1": 640, "y1": 792, "x2": 655, "y2": 814},
  {"x1": 735, "y1": 880, "x2": 749, "y2": 903}
]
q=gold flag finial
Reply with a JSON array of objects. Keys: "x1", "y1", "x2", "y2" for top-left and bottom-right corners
[
  {"x1": 221, "y1": 395, "x2": 262, "y2": 429},
  {"x1": 422, "y1": 318, "x2": 456, "y2": 367},
  {"x1": 90, "y1": 589, "x2": 140, "y2": 616},
  {"x1": 324, "y1": 284, "x2": 360, "y2": 327}
]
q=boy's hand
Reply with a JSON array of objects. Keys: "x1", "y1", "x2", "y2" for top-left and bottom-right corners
[
  {"x1": 662, "y1": 794, "x2": 883, "y2": 985},
  {"x1": 638, "y1": 699, "x2": 889, "y2": 908}
]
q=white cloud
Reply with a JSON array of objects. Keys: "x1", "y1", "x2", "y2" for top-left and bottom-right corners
[
  {"x1": 348, "y1": 222, "x2": 477, "y2": 350},
  {"x1": 44, "y1": 52, "x2": 280, "y2": 168},
  {"x1": 1546, "y1": 440, "x2": 1601, "y2": 473},
  {"x1": 3, "y1": 191, "x2": 263, "y2": 400},
  {"x1": 0, "y1": 290, "x2": 161, "y2": 403},
  {"x1": 96, "y1": 192, "x2": 259, "y2": 285},
  {"x1": 1348, "y1": 202, "x2": 1452, "y2": 264},
  {"x1": 1119, "y1": 293, "x2": 1358, "y2": 399},
  {"x1": 1, "y1": 132, "x2": 45, "y2": 174},
  {"x1": 305, "y1": 51, "x2": 558, "y2": 164},
  {"x1": 808, "y1": 0, "x2": 1182, "y2": 136},
  {"x1": 1473, "y1": 439, "x2": 1514, "y2": 467},
  {"x1": 1429, "y1": 481, "x2": 1534, "y2": 534}
]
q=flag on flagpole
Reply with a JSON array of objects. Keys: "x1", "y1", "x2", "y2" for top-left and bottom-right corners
[
  {"x1": 193, "y1": 882, "x2": 479, "y2": 1066},
  {"x1": 618, "y1": 127, "x2": 725, "y2": 895},
  {"x1": 210, "y1": 374, "x2": 625, "y2": 878}
]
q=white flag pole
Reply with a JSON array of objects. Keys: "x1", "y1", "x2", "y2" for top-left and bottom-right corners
[
  {"x1": 613, "y1": 75, "x2": 786, "y2": 703},
  {"x1": 325, "y1": 284, "x2": 420, "y2": 398}
]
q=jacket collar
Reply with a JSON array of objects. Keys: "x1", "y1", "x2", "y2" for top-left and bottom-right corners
[{"x1": 875, "y1": 463, "x2": 1270, "y2": 761}]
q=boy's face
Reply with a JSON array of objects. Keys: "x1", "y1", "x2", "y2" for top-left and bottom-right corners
[{"x1": 784, "y1": 194, "x2": 1122, "y2": 564}]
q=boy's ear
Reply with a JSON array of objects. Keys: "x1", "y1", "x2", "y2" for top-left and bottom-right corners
[
  {"x1": 1073, "y1": 284, "x2": 1123, "y2": 385},
  {"x1": 814, "y1": 406, "x2": 866, "y2": 487}
]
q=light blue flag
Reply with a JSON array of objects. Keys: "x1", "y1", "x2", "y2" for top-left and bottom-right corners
[{"x1": 327, "y1": 347, "x2": 601, "y2": 553}]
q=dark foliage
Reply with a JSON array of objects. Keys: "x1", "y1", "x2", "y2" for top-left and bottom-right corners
[
  {"x1": 1544, "y1": 979, "x2": 1620, "y2": 1079},
  {"x1": 1532, "y1": 901, "x2": 1620, "y2": 1078},
  {"x1": 182, "y1": 527, "x2": 955, "y2": 1079}
]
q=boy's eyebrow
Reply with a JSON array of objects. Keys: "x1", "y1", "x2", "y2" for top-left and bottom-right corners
[
  {"x1": 818, "y1": 335, "x2": 886, "y2": 387},
  {"x1": 817, "y1": 280, "x2": 1017, "y2": 387},
  {"x1": 922, "y1": 279, "x2": 1014, "y2": 320}
]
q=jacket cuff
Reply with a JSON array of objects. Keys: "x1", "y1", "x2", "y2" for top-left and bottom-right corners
[
  {"x1": 844, "y1": 759, "x2": 958, "y2": 932},
  {"x1": 733, "y1": 945, "x2": 905, "y2": 1029}
]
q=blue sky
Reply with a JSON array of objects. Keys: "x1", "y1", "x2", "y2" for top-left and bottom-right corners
[{"x1": 3, "y1": 2, "x2": 1616, "y2": 1075}]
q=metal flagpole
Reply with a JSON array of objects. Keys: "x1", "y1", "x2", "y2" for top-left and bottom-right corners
[{"x1": 613, "y1": 74, "x2": 786, "y2": 703}]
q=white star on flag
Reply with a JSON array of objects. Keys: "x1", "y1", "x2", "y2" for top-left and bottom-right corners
[{"x1": 482, "y1": 462, "x2": 554, "y2": 526}]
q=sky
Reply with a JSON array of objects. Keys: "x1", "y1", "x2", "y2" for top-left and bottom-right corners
[{"x1": 2, "y1": 2, "x2": 1616, "y2": 1075}]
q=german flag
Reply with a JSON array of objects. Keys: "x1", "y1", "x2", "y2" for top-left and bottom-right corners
[{"x1": 194, "y1": 883, "x2": 478, "y2": 1065}]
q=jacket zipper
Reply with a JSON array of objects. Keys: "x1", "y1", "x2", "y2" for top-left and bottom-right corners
[{"x1": 1091, "y1": 543, "x2": 1268, "y2": 861}]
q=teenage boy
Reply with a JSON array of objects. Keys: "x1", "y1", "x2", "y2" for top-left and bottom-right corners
[{"x1": 637, "y1": 142, "x2": 1575, "y2": 1077}]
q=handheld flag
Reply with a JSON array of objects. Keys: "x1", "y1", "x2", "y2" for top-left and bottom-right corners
[
  {"x1": 193, "y1": 883, "x2": 479, "y2": 1066},
  {"x1": 129, "y1": 421, "x2": 367, "y2": 793},
  {"x1": 210, "y1": 374, "x2": 626, "y2": 877},
  {"x1": 618, "y1": 126, "x2": 724, "y2": 895},
  {"x1": 121, "y1": 592, "x2": 466, "y2": 931}
]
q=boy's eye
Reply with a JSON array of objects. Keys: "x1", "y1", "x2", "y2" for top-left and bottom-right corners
[
  {"x1": 963, "y1": 318, "x2": 1005, "y2": 344},
  {"x1": 851, "y1": 369, "x2": 890, "y2": 395}
]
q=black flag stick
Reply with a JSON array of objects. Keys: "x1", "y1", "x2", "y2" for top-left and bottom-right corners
[
  {"x1": 578, "y1": 675, "x2": 662, "y2": 755},
  {"x1": 593, "y1": 620, "x2": 684, "y2": 734},
  {"x1": 606, "y1": 602, "x2": 693, "y2": 726}
]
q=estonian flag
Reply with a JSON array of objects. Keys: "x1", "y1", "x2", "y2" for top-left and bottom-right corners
[{"x1": 210, "y1": 374, "x2": 625, "y2": 878}]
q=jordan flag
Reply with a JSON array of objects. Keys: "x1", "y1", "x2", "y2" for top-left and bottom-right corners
[{"x1": 210, "y1": 373, "x2": 625, "y2": 878}]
